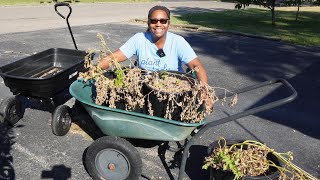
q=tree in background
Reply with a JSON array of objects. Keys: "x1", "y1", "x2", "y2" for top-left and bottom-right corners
[
  {"x1": 233, "y1": 0, "x2": 319, "y2": 25},
  {"x1": 234, "y1": 0, "x2": 277, "y2": 25},
  {"x1": 295, "y1": 0, "x2": 301, "y2": 21}
]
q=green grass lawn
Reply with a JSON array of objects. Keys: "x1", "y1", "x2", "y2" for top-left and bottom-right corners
[{"x1": 170, "y1": 7, "x2": 320, "y2": 46}]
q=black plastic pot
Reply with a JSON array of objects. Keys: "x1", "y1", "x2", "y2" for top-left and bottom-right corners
[
  {"x1": 143, "y1": 71, "x2": 197, "y2": 121},
  {"x1": 207, "y1": 139, "x2": 280, "y2": 180},
  {"x1": 101, "y1": 68, "x2": 144, "y2": 113}
]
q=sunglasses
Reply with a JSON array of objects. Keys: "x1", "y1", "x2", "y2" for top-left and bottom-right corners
[{"x1": 149, "y1": 19, "x2": 169, "y2": 24}]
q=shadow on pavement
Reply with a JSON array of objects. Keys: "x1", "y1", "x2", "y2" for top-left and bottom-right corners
[
  {"x1": 69, "y1": 102, "x2": 105, "y2": 140},
  {"x1": 157, "y1": 144, "x2": 209, "y2": 180},
  {"x1": 182, "y1": 31, "x2": 320, "y2": 139},
  {"x1": 41, "y1": 164, "x2": 72, "y2": 180},
  {"x1": 185, "y1": 145, "x2": 210, "y2": 180},
  {"x1": 0, "y1": 124, "x2": 18, "y2": 180},
  {"x1": 252, "y1": 61, "x2": 320, "y2": 138}
]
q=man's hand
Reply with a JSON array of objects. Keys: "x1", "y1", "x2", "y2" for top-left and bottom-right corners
[
  {"x1": 99, "y1": 49, "x2": 128, "y2": 70},
  {"x1": 201, "y1": 85, "x2": 214, "y2": 114},
  {"x1": 187, "y1": 57, "x2": 208, "y2": 87}
]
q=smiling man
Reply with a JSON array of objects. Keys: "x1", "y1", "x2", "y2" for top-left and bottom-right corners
[{"x1": 98, "y1": 5, "x2": 208, "y2": 86}]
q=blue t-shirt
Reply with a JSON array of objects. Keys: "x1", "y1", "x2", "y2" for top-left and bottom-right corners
[{"x1": 119, "y1": 31, "x2": 197, "y2": 72}]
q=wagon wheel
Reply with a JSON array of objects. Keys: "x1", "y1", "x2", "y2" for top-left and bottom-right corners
[
  {"x1": 51, "y1": 105, "x2": 72, "y2": 136},
  {"x1": 85, "y1": 136, "x2": 142, "y2": 180},
  {"x1": 0, "y1": 96, "x2": 23, "y2": 126}
]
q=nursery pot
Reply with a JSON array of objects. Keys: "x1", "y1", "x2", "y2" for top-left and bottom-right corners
[
  {"x1": 143, "y1": 71, "x2": 197, "y2": 121},
  {"x1": 96, "y1": 68, "x2": 144, "y2": 113},
  {"x1": 207, "y1": 139, "x2": 281, "y2": 180}
]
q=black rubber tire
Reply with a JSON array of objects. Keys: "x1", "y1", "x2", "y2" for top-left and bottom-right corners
[
  {"x1": 51, "y1": 105, "x2": 72, "y2": 136},
  {"x1": 85, "y1": 136, "x2": 142, "y2": 180},
  {"x1": 0, "y1": 96, "x2": 23, "y2": 126}
]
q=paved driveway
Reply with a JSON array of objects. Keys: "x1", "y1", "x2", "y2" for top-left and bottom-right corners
[
  {"x1": 0, "y1": 2, "x2": 320, "y2": 180},
  {"x1": 0, "y1": 1, "x2": 236, "y2": 35}
]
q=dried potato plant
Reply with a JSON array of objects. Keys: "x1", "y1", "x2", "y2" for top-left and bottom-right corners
[
  {"x1": 144, "y1": 72, "x2": 209, "y2": 122},
  {"x1": 203, "y1": 138, "x2": 318, "y2": 180},
  {"x1": 78, "y1": 33, "x2": 238, "y2": 123},
  {"x1": 144, "y1": 71, "x2": 238, "y2": 123},
  {"x1": 78, "y1": 33, "x2": 145, "y2": 111}
]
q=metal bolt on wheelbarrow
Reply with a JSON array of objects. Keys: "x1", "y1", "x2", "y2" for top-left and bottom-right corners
[
  {"x1": 69, "y1": 77, "x2": 297, "y2": 180},
  {"x1": 0, "y1": 2, "x2": 85, "y2": 136}
]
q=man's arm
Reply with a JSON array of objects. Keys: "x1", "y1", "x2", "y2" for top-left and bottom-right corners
[
  {"x1": 187, "y1": 57, "x2": 208, "y2": 86},
  {"x1": 99, "y1": 49, "x2": 128, "y2": 70},
  {"x1": 187, "y1": 57, "x2": 213, "y2": 112}
]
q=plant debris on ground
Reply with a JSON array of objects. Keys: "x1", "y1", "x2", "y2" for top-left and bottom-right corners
[{"x1": 203, "y1": 137, "x2": 318, "y2": 180}]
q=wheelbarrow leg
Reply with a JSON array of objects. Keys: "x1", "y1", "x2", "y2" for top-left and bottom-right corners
[{"x1": 158, "y1": 142, "x2": 175, "y2": 180}]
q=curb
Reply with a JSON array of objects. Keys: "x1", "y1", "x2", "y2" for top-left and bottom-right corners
[{"x1": 133, "y1": 19, "x2": 281, "y2": 41}]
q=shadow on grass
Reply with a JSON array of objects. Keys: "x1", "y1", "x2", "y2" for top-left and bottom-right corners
[{"x1": 172, "y1": 8, "x2": 320, "y2": 46}]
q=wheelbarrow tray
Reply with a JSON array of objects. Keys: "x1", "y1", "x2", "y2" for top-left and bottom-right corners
[
  {"x1": 0, "y1": 48, "x2": 86, "y2": 98},
  {"x1": 70, "y1": 79, "x2": 205, "y2": 142}
]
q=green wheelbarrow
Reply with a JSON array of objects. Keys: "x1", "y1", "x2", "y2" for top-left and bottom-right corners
[{"x1": 69, "y1": 78, "x2": 297, "y2": 180}]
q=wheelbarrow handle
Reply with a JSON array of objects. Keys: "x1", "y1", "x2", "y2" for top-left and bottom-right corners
[
  {"x1": 54, "y1": 2, "x2": 78, "y2": 50},
  {"x1": 177, "y1": 78, "x2": 298, "y2": 180},
  {"x1": 54, "y1": 2, "x2": 72, "y2": 20},
  {"x1": 204, "y1": 78, "x2": 297, "y2": 130}
]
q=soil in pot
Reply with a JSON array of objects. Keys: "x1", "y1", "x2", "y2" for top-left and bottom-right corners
[{"x1": 143, "y1": 71, "x2": 200, "y2": 121}]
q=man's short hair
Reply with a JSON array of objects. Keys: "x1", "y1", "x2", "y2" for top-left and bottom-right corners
[{"x1": 148, "y1": 6, "x2": 171, "y2": 19}]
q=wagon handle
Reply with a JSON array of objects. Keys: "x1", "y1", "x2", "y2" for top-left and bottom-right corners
[
  {"x1": 178, "y1": 78, "x2": 298, "y2": 180},
  {"x1": 54, "y1": 2, "x2": 78, "y2": 50}
]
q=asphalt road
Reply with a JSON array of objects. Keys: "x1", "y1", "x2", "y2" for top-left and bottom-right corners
[
  {"x1": 0, "y1": 1, "x2": 236, "y2": 35},
  {"x1": 0, "y1": 1, "x2": 320, "y2": 180}
]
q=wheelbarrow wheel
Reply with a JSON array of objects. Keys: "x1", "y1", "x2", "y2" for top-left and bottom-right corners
[
  {"x1": 85, "y1": 136, "x2": 142, "y2": 180},
  {"x1": 0, "y1": 96, "x2": 23, "y2": 126},
  {"x1": 51, "y1": 105, "x2": 72, "y2": 136}
]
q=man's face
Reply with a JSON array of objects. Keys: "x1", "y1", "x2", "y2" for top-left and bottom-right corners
[{"x1": 148, "y1": 10, "x2": 169, "y2": 40}]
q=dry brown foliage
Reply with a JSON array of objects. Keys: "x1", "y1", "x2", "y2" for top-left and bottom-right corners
[
  {"x1": 203, "y1": 138, "x2": 318, "y2": 180},
  {"x1": 78, "y1": 33, "x2": 238, "y2": 123}
]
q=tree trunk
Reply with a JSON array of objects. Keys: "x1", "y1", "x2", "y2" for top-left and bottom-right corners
[
  {"x1": 271, "y1": 7, "x2": 275, "y2": 26},
  {"x1": 271, "y1": 0, "x2": 276, "y2": 26},
  {"x1": 296, "y1": 1, "x2": 301, "y2": 21}
]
